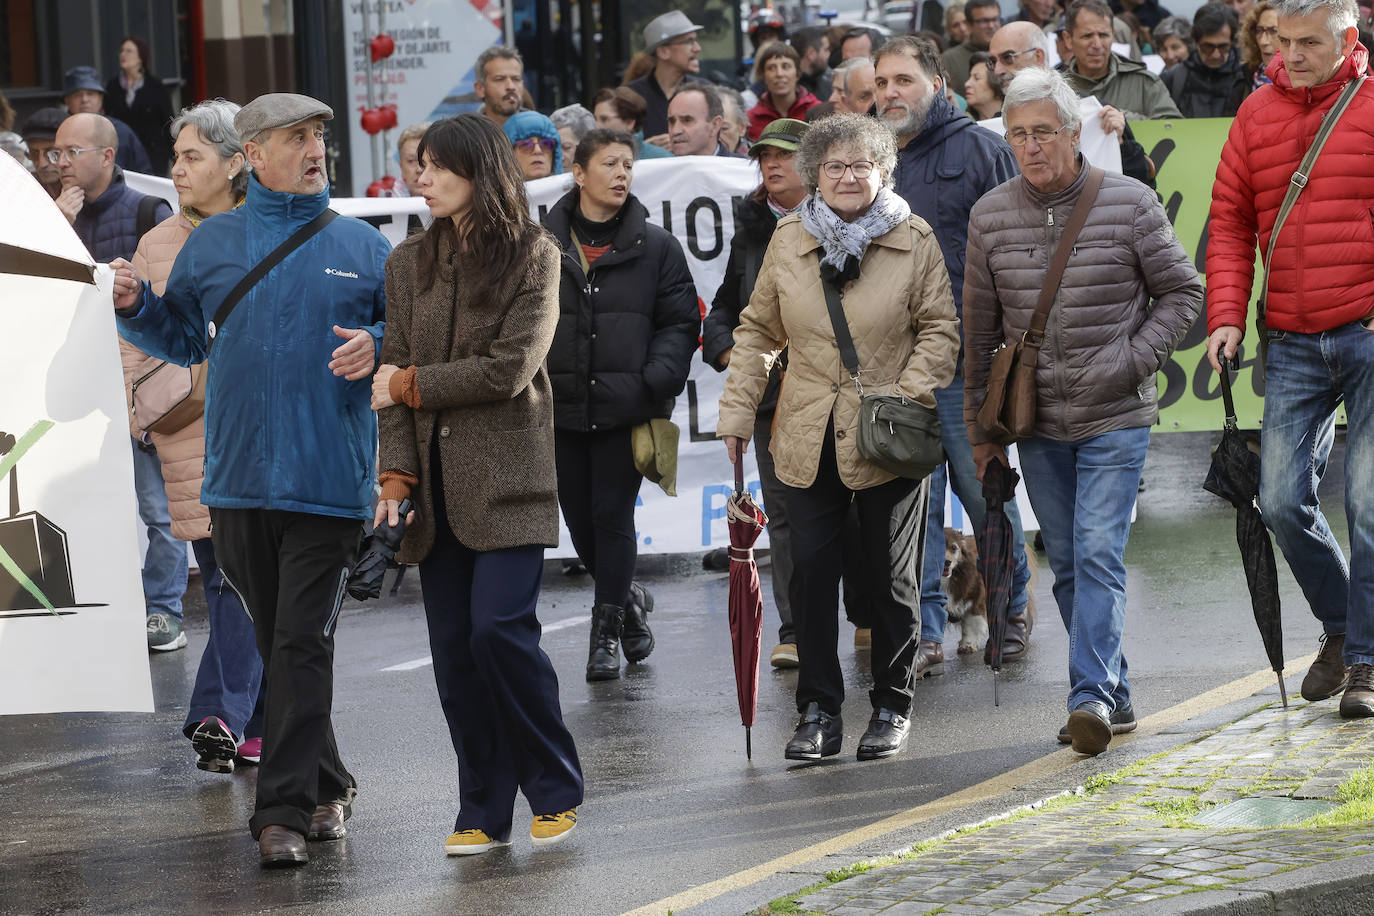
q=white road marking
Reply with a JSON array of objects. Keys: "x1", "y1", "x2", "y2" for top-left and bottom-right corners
[{"x1": 381, "y1": 614, "x2": 591, "y2": 672}]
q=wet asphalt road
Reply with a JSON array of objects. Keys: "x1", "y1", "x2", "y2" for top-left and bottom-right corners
[{"x1": 0, "y1": 431, "x2": 1346, "y2": 916}]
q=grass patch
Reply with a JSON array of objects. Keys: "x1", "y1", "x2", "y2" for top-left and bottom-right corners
[
  {"x1": 1140, "y1": 795, "x2": 1206, "y2": 827},
  {"x1": 1299, "y1": 764, "x2": 1374, "y2": 828},
  {"x1": 1082, "y1": 750, "x2": 1171, "y2": 794}
]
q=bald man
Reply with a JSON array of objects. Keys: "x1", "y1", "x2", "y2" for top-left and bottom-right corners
[
  {"x1": 55, "y1": 112, "x2": 183, "y2": 652},
  {"x1": 989, "y1": 21, "x2": 1052, "y2": 82}
]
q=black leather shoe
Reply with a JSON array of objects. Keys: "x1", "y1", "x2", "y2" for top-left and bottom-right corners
[
  {"x1": 259, "y1": 825, "x2": 308, "y2": 868},
  {"x1": 585, "y1": 604, "x2": 625, "y2": 682},
  {"x1": 857, "y1": 708, "x2": 910, "y2": 760},
  {"x1": 1058, "y1": 703, "x2": 1136, "y2": 744},
  {"x1": 784, "y1": 702, "x2": 842, "y2": 760},
  {"x1": 1067, "y1": 702, "x2": 1112, "y2": 756},
  {"x1": 621, "y1": 582, "x2": 655, "y2": 663}
]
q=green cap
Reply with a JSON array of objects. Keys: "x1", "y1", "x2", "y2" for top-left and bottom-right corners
[{"x1": 749, "y1": 118, "x2": 809, "y2": 157}]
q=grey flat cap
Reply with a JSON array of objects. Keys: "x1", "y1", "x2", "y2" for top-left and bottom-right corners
[
  {"x1": 234, "y1": 93, "x2": 333, "y2": 141},
  {"x1": 643, "y1": 10, "x2": 702, "y2": 50}
]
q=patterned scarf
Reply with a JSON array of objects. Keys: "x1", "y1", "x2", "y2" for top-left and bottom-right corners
[{"x1": 799, "y1": 186, "x2": 910, "y2": 281}]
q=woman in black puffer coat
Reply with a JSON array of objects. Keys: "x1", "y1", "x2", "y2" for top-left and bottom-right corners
[{"x1": 543, "y1": 129, "x2": 701, "y2": 683}]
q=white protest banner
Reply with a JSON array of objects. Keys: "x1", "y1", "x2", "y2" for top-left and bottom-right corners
[
  {"x1": 342, "y1": 0, "x2": 502, "y2": 196},
  {"x1": 127, "y1": 154, "x2": 1043, "y2": 555},
  {"x1": 976, "y1": 96, "x2": 1124, "y2": 174},
  {"x1": 528, "y1": 157, "x2": 769, "y2": 554},
  {"x1": 1, "y1": 154, "x2": 153, "y2": 713}
]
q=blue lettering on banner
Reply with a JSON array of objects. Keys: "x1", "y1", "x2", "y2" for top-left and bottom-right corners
[{"x1": 701, "y1": 482, "x2": 763, "y2": 546}]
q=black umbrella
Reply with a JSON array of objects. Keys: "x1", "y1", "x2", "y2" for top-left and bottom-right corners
[
  {"x1": 347, "y1": 499, "x2": 412, "y2": 601},
  {"x1": 979, "y1": 460, "x2": 1020, "y2": 707},
  {"x1": 1203, "y1": 360, "x2": 1287, "y2": 707}
]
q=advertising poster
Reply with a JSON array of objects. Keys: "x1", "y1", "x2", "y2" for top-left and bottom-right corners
[{"x1": 343, "y1": 0, "x2": 504, "y2": 196}]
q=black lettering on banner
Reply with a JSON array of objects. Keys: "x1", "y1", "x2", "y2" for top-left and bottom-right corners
[
  {"x1": 1191, "y1": 342, "x2": 1264, "y2": 402},
  {"x1": 685, "y1": 197, "x2": 724, "y2": 260},
  {"x1": 1164, "y1": 190, "x2": 1183, "y2": 228},
  {"x1": 536, "y1": 203, "x2": 549, "y2": 224},
  {"x1": 686, "y1": 381, "x2": 717, "y2": 442},
  {"x1": 1158, "y1": 356, "x2": 1186, "y2": 410},
  {"x1": 662, "y1": 200, "x2": 673, "y2": 233}
]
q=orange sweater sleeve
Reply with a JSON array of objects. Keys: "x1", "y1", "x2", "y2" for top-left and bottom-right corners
[
  {"x1": 389, "y1": 365, "x2": 422, "y2": 409},
  {"x1": 378, "y1": 470, "x2": 418, "y2": 503}
]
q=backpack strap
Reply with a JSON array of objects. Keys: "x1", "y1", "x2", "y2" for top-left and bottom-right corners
[{"x1": 135, "y1": 194, "x2": 162, "y2": 241}]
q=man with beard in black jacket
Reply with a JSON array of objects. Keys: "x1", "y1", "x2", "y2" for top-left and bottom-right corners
[
  {"x1": 876, "y1": 35, "x2": 1039, "y2": 681},
  {"x1": 1162, "y1": 3, "x2": 1250, "y2": 116}
]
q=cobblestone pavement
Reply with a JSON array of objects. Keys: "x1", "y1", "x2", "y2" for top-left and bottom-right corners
[{"x1": 781, "y1": 700, "x2": 1374, "y2": 915}]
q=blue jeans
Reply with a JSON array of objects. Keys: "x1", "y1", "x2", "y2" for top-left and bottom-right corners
[
  {"x1": 1018, "y1": 426, "x2": 1149, "y2": 712},
  {"x1": 130, "y1": 438, "x2": 186, "y2": 620},
  {"x1": 1260, "y1": 322, "x2": 1374, "y2": 666},
  {"x1": 183, "y1": 538, "x2": 264, "y2": 742},
  {"x1": 919, "y1": 375, "x2": 1032, "y2": 643}
]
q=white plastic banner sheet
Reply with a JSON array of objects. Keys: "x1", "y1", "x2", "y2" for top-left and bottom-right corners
[
  {"x1": 1, "y1": 153, "x2": 153, "y2": 713},
  {"x1": 976, "y1": 96, "x2": 1124, "y2": 175}
]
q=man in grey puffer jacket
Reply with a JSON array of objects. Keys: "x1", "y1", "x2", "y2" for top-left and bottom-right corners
[{"x1": 963, "y1": 68, "x2": 1201, "y2": 757}]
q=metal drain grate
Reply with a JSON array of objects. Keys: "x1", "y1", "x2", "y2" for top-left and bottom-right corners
[{"x1": 1193, "y1": 797, "x2": 1337, "y2": 828}]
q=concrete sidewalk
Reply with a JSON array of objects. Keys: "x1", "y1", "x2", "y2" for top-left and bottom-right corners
[{"x1": 759, "y1": 699, "x2": 1374, "y2": 915}]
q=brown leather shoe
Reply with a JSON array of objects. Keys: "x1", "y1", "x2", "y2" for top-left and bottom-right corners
[
  {"x1": 915, "y1": 639, "x2": 944, "y2": 678},
  {"x1": 986, "y1": 613, "x2": 1031, "y2": 664},
  {"x1": 1302, "y1": 633, "x2": 1349, "y2": 701},
  {"x1": 259, "y1": 825, "x2": 308, "y2": 867},
  {"x1": 308, "y1": 799, "x2": 351, "y2": 841},
  {"x1": 1340, "y1": 663, "x2": 1374, "y2": 719}
]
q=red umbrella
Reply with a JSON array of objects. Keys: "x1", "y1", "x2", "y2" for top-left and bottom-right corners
[{"x1": 727, "y1": 458, "x2": 768, "y2": 759}]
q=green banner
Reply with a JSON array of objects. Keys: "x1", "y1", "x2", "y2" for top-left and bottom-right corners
[{"x1": 1129, "y1": 117, "x2": 1320, "y2": 432}]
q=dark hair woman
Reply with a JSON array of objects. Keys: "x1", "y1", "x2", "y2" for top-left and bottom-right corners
[
  {"x1": 964, "y1": 52, "x2": 1005, "y2": 120},
  {"x1": 591, "y1": 86, "x2": 673, "y2": 160},
  {"x1": 104, "y1": 34, "x2": 173, "y2": 175},
  {"x1": 542, "y1": 128, "x2": 702, "y2": 682},
  {"x1": 371, "y1": 114, "x2": 584, "y2": 856}
]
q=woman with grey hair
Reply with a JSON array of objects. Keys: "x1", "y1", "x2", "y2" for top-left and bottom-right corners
[
  {"x1": 963, "y1": 68, "x2": 1202, "y2": 757},
  {"x1": 126, "y1": 98, "x2": 266, "y2": 775},
  {"x1": 550, "y1": 104, "x2": 596, "y2": 164},
  {"x1": 718, "y1": 112, "x2": 960, "y2": 763},
  {"x1": 1151, "y1": 16, "x2": 1195, "y2": 68}
]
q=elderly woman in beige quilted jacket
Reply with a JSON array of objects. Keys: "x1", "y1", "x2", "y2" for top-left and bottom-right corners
[
  {"x1": 125, "y1": 100, "x2": 265, "y2": 775},
  {"x1": 718, "y1": 113, "x2": 960, "y2": 764}
]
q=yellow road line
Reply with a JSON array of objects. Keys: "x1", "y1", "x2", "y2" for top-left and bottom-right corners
[{"x1": 621, "y1": 656, "x2": 1312, "y2": 916}]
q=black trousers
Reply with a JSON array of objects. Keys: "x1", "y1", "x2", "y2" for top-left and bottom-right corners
[
  {"x1": 210, "y1": 507, "x2": 361, "y2": 839},
  {"x1": 553, "y1": 427, "x2": 642, "y2": 608},
  {"x1": 419, "y1": 479, "x2": 584, "y2": 840},
  {"x1": 783, "y1": 428, "x2": 928, "y2": 717}
]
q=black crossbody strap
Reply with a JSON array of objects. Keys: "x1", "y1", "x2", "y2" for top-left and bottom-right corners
[
  {"x1": 207, "y1": 208, "x2": 338, "y2": 351},
  {"x1": 820, "y1": 272, "x2": 863, "y2": 389}
]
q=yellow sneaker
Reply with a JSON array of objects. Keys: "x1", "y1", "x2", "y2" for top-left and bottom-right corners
[
  {"x1": 530, "y1": 809, "x2": 578, "y2": 847},
  {"x1": 444, "y1": 829, "x2": 510, "y2": 856}
]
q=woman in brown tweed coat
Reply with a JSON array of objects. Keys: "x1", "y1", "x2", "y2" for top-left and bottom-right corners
[{"x1": 370, "y1": 115, "x2": 583, "y2": 856}]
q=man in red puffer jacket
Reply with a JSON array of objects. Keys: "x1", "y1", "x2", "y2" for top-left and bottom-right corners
[{"x1": 1205, "y1": 0, "x2": 1374, "y2": 719}]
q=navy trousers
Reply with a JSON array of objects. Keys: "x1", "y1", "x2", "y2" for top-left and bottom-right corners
[
  {"x1": 182, "y1": 537, "x2": 264, "y2": 742},
  {"x1": 419, "y1": 488, "x2": 584, "y2": 841}
]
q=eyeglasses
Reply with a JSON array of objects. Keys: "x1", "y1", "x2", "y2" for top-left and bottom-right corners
[
  {"x1": 1198, "y1": 39, "x2": 1233, "y2": 55},
  {"x1": 514, "y1": 138, "x2": 557, "y2": 154},
  {"x1": 667, "y1": 35, "x2": 701, "y2": 48},
  {"x1": 993, "y1": 47, "x2": 1036, "y2": 66},
  {"x1": 821, "y1": 159, "x2": 875, "y2": 179},
  {"x1": 1004, "y1": 125, "x2": 1072, "y2": 146},
  {"x1": 1255, "y1": 26, "x2": 1279, "y2": 38},
  {"x1": 971, "y1": 15, "x2": 1002, "y2": 26},
  {"x1": 44, "y1": 146, "x2": 108, "y2": 164}
]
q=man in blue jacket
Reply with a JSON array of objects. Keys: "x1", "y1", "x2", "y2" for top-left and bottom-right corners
[
  {"x1": 875, "y1": 36, "x2": 1038, "y2": 683},
  {"x1": 112, "y1": 93, "x2": 389, "y2": 868}
]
